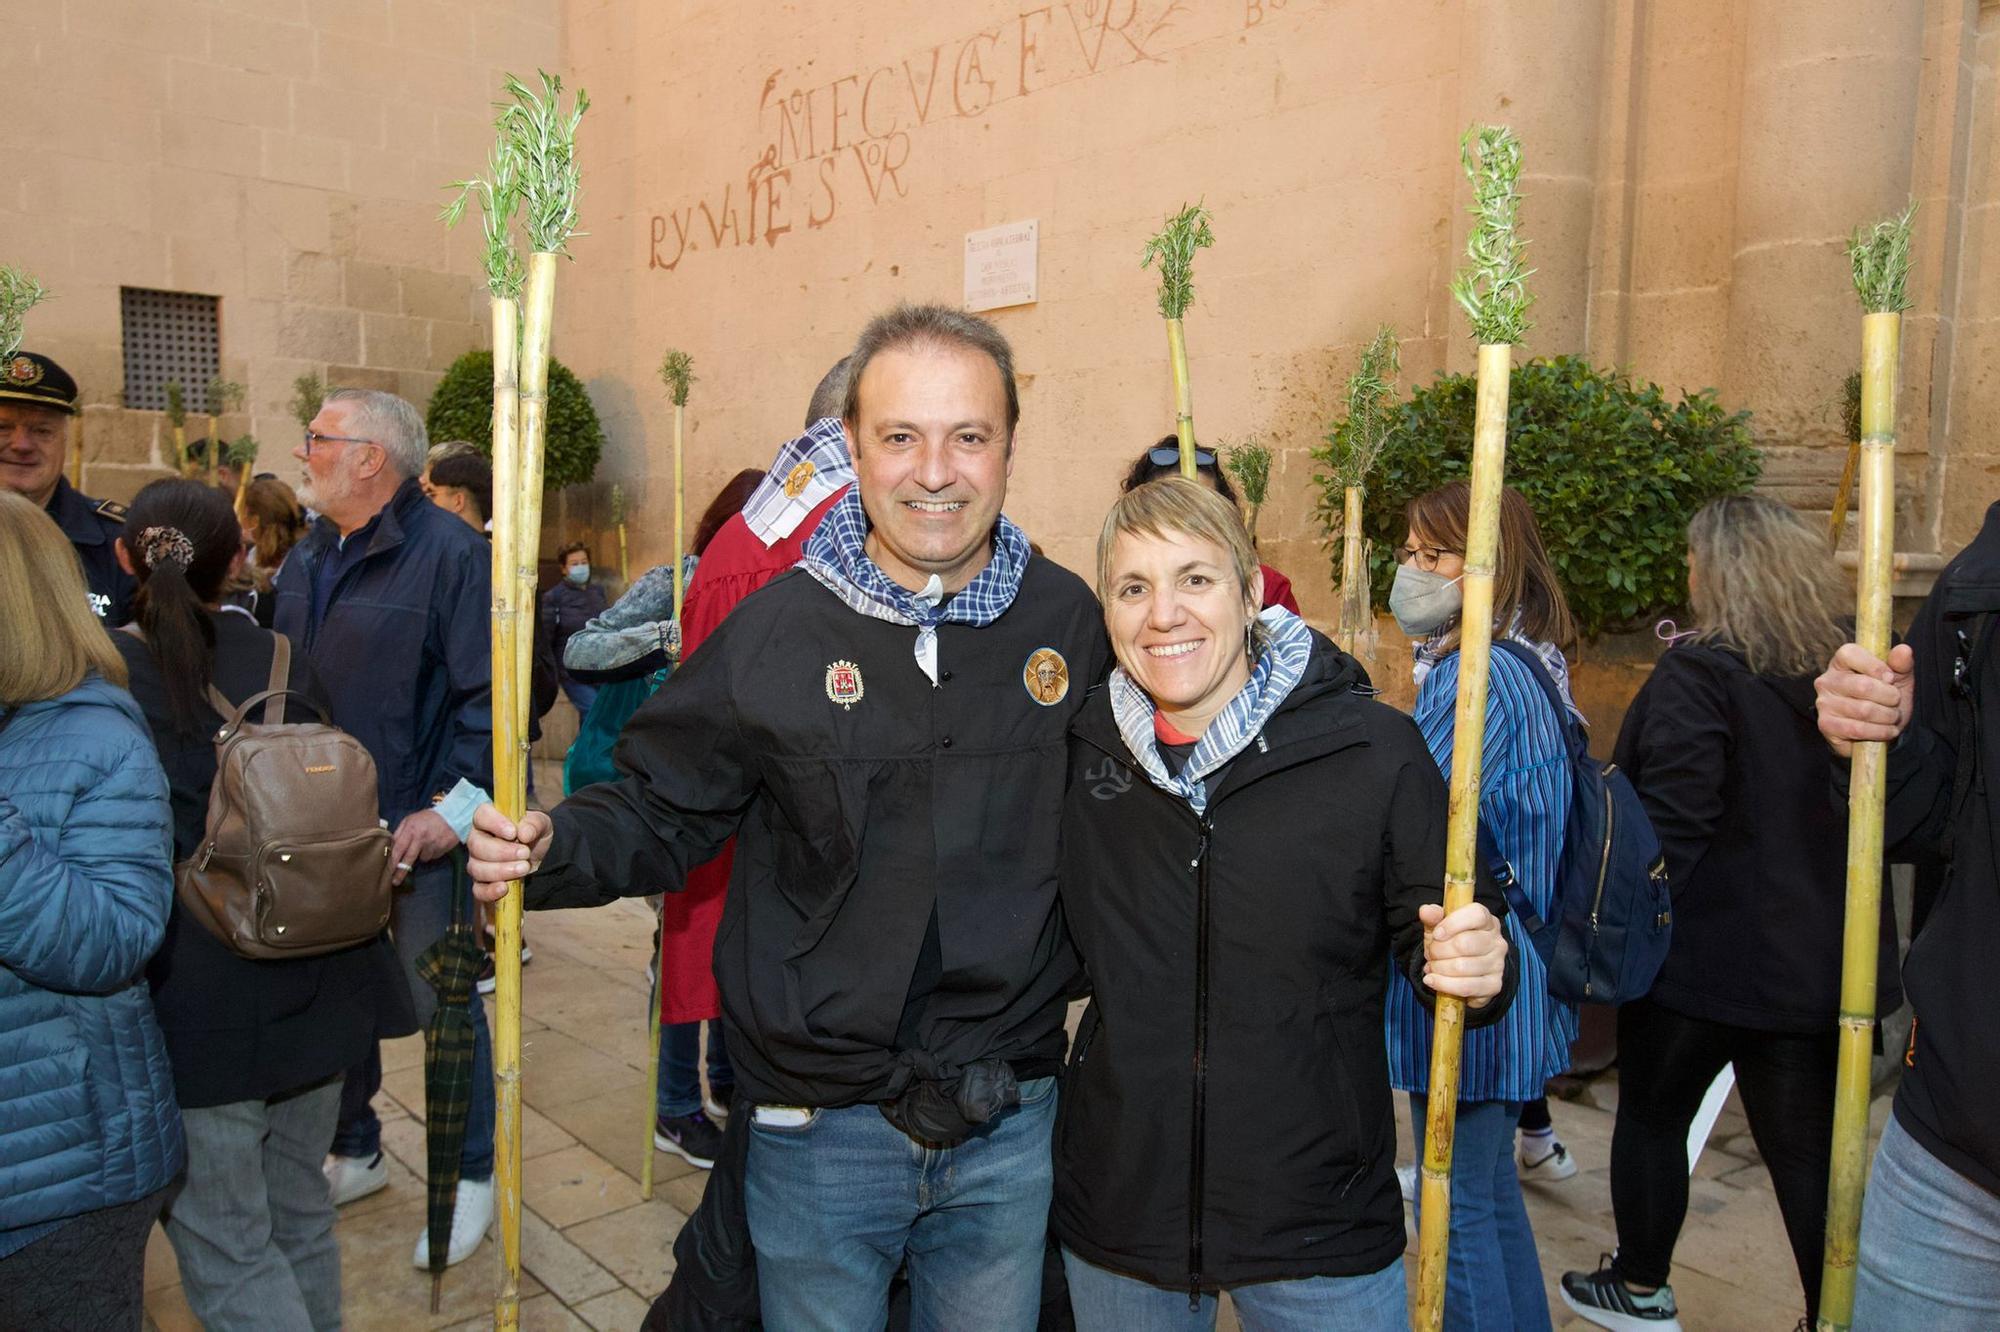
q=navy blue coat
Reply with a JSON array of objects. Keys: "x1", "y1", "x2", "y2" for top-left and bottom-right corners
[
  {"x1": 0, "y1": 677, "x2": 184, "y2": 1253},
  {"x1": 272, "y1": 477, "x2": 493, "y2": 824}
]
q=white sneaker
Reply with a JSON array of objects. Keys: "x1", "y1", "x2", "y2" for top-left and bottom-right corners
[
  {"x1": 411, "y1": 1176, "x2": 494, "y2": 1269},
  {"x1": 1518, "y1": 1134, "x2": 1579, "y2": 1182},
  {"x1": 322, "y1": 1151, "x2": 387, "y2": 1206},
  {"x1": 1397, "y1": 1163, "x2": 1419, "y2": 1205}
]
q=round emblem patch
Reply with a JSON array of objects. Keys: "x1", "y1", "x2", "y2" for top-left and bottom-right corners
[
  {"x1": 783, "y1": 460, "x2": 817, "y2": 499},
  {"x1": 1023, "y1": 648, "x2": 1070, "y2": 706},
  {"x1": 825, "y1": 659, "x2": 865, "y2": 710},
  {"x1": 5, "y1": 356, "x2": 43, "y2": 387}
]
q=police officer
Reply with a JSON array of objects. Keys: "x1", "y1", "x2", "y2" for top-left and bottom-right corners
[{"x1": 0, "y1": 350, "x2": 134, "y2": 623}]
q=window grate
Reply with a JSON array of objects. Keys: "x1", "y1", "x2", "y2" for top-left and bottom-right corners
[{"x1": 120, "y1": 287, "x2": 220, "y2": 412}]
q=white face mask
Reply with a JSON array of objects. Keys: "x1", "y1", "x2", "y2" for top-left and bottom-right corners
[
  {"x1": 565, "y1": 564, "x2": 591, "y2": 585},
  {"x1": 1388, "y1": 564, "x2": 1463, "y2": 637}
]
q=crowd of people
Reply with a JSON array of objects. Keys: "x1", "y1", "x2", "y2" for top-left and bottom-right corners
[{"x1": 2, "y1": 299, "x2": 1997, "y2": 1332}]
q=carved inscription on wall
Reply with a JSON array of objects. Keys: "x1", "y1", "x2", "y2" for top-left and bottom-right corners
[{"x1": 647, "y1": 0, "x2": 1299, "y2": 273}]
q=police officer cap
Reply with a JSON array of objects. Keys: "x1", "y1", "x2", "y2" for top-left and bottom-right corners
[{"x1": 0, "y1": 351, "x2": 80, "y2": 415}]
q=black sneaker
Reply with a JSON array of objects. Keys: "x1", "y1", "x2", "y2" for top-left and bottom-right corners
[
  {"x1": 1560, "y1": 1255, "x2": 1682, "y2": 1331},
  {"x1": 653, "y1": 1110, "x2": 723, "y2": 1169}
]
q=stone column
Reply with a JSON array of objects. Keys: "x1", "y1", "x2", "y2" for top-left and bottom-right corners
[
  {"x1": 1721, "y1": 4, "x2": 1925, "y2": 470},
  {"x1": 1448, "y1": 0, "x2": 1611, "y2": 366}
]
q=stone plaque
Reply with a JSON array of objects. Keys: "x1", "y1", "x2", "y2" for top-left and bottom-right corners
[{"x1": 964, "y1": 219, "x2": 1038, "y2": 313}]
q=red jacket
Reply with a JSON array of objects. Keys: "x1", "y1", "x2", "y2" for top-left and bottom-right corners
[{"x1": 655, "y1": 486, "x2": 849, "y2": 1024}]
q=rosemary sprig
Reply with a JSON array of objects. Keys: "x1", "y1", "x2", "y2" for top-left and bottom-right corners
[{"x1": 1448, "y1": 125, "x2": 1535, "y2": 345}]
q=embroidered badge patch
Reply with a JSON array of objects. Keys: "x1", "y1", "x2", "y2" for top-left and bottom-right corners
[
  {"x1": 1023, "y1": 647, "x2": 1069, "y2": 706},
  {"x1": 783, "y1": 459, "x2": 817, "y2": 499},
  {"x1": 5, "y1": 356, "x2": 42, "y2": 387},
  {"x1": 825, "y1": 659, "x2": 865, "y2": 710}
]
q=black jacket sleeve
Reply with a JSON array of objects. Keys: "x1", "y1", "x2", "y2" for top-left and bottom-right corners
[
  {"x1": 526, "y1": 615, "x2": 758, "y2": 910},
  {"x1": 1837, "y1": 592, "x2": 1958, "y2": 854},
  {"x1": 1613, "y1": 650, "x2": 1729, "y2": 892},
  {"x1": 1382, "y1": 744, "x2": 1517, "y2": 1029},
  {"x1": 425, "y1": 538, "x2": 495, "y2": 801}
]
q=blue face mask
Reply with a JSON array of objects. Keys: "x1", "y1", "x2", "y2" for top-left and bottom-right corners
[{"x1": 565, "y1": 564, "x2": 591, "y2": 586}]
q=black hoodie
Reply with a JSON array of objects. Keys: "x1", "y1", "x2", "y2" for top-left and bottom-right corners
[
  {"x1": 1613, "y1": 642, "x2": 1900, "y2": 1032},
  {"x1": 1866, "y1": 500, "x2": 2000, "y2": 1197},
  {"x1": 1052, "y1": 633, "x2": 1515, "y2": 1293}
]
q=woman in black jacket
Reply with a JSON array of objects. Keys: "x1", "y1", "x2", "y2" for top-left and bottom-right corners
[
  {"x1": 1052, "y1": 478, "x2": 1514, "y2": 1331},
  {"x1": 1560, "y1": 495, "x2": 1900, "y2": 1331},
  {"x1": 109, "y1": 479, "x2": 414, "y2": 1332}
]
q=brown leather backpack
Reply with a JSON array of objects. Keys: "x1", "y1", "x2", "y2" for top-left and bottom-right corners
[{"x1": 132, "y1": 628, "x2": 397, "y2": 959}]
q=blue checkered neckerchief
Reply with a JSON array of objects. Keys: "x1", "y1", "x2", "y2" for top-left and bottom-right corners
[
  {"x1": 1109, "y1": 606, "x2": 1314, "y2": 815},
  {"x1": 800, "y1": 488, "x2": 1031, "y2": 684},
  {"x1": 741, "y1": 418, "x2": 855, "y2": 546}
]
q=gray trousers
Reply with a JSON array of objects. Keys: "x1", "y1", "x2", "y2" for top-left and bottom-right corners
[{"x1": 163, "y1": 1080, "x2": 343, "y2": 1332}]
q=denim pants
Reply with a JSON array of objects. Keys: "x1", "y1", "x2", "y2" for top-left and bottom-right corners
[
  {"x1": 560, "y1": 676, "x2": 599, "y2": 718},
  {"x1": 1410, "y1": 1095, "x2": 1551, "y2": 1332},
  {"x1": 656, "y1": 1019, "x2": 734, "y2": 1119},
  {"x1": 163, "y1": 1080, "x2": 343, "y2": 1332},
  {"x1": 332, "y1": 857, "x2": 494, "y2": 1178},
  {"x1": 744, "y1": 1077, "x2": 1058, "y2": 1331},
  {"x1": 1854, "y1": 1113, "x2": 2000, "y2": 1329},
  {"x1": 1062, "y1": 1248, "x2": 1406, "y2": 1332}
]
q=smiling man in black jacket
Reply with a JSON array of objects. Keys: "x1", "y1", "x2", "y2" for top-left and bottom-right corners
[
  {"x1": 1815, "y1": 499, "x2": 2000, "y2": 1326},
  {"x1": 470, "y1": 304, "x2": 1110, "y2": 1330}
]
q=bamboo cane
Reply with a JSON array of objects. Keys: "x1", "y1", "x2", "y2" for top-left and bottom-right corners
[
  {"x1": 1340, "y1": 485, "x2": 1366, "y2": 647},
  {"x1": 166, "y1": 381, "x2": 188, "y2": 477},
  {"x1": 1323, "y1": 326, "x2": 1399, "y2": 654},
  {"x1": 232, "y1": 437, "x2": 257, "y2": 524},
  {"x1": 1415, "y1": 125, "x2": 1534, "y2": 1332},
  {"x1": 1222, "y1": 437, "x2": 1271, "y2": 546},
  {"x1": 69, "y1": 412, "x2": 84, "y2": 491},
  {"x1": 1818, "y1": 204, "x2": 1914, "y2": 1332},
  {"x1": 1142, "y1": 204, "x2": 1214, "y2": 477},
  {"x1": 205, "y1": 379, "x2": 245, "y2": 489},
  {"x1": 610, "y1": 483, "x2": 629, "y2": 585},
  {"x1": 1829, "y1": 371, "x2": 1864, "y2": 547},
  {"x1": 639, "y1": 350, "x2": 696, "y2": 1200}
]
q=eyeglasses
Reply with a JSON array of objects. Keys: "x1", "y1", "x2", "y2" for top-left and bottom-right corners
[
  {"x1": 302, "y1": 429, "x2": 374, "y2": 457},
  {"x1": 1147, "y1": 445, "x2": 1217, "y2": 469},
  {"x1": 1394, "y1": 543, "x2": 1457, "y2": 570}
]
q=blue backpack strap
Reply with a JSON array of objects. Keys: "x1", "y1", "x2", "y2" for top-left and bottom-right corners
[
  {"x1": 1477, "y1": 819, "x2": 1552, "y2": 957},
  {"x1": 1490, "y1": 639, "x2": 1582, "y2": 753}
]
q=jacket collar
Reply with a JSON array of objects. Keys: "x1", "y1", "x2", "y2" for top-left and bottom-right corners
[
  {"x1": 44, "y1": 476, "x2": 107, "y2": 547},
  {"x1": 1074, "y1": 627, "x2": 1371, "y2": 810},
  {"x1": 1939, "y1": 500, "x2": 2000, "y2": 617},
  {"x1": 303, "y1": 475, "x2": 425, "y2": 563}
]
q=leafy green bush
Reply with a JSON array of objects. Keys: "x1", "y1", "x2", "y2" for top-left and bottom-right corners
[
  {"x1": 1335, "y1": 355, "x2": 1760, "y2": 638},
  {"x1": 424, "y1": 350, "x2": 604, "y2": 490}
]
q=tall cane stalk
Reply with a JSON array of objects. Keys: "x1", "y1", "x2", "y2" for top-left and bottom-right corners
[
  {"x1": 1318, "y1": 326, "x2": 1400, "y2": 655},
  {"x1": 228, "y1": 435, "x2": 259, "y2": 522},
  {"x1": 204, "y1": 378, "x2": 244, "y2": 487},
  {"x1": 443, "y1": 67, "x2": 586, "y2": 1331},
  {"x1": 1222, "y1": 437, "x2": 1271, "y2": 545},
  {"x1": 1142, "y1": 203, "x2": 1214, "y2": 477},
  {"x1": 610, "y1": 483, "x2": 629, "y2": 585},
  {"x1": 639, "y1": 348, "x2": 695, "y2": 1201},
  {"x1": 1829, "y1": 371, "x2": 1863, "y2": 546},
  {"x1": 1818, "y1": 203, "x2": 1914, "y2": 1332},
  {"x1": 1416, "y1": 124, "x2": 1534, "y2": 1332},
  {"x1": 165, "y1": 381, "x2": 189, "y2": 477}
]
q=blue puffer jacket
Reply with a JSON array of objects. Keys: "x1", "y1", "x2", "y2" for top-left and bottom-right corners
[{"x1": 0, "y1": 676, "x2": 184, "y2": 1255}]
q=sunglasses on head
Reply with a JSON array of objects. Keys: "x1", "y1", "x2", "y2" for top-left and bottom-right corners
[{"x1": 1148, "y1": 445, "x2": 1216, "y2": 469}]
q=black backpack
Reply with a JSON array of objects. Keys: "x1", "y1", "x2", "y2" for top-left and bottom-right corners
[{"x1": 1477, "y1": 641, "x2": 1673, "y2": 1005}]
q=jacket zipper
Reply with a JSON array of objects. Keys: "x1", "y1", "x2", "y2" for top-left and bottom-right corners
[
  {"x1": 1584, "y1": 770, "x2": 1616, "y2": 999},
  {"x1": 1187, "y1": 814, "x2": 1212, "y2": 1308}
]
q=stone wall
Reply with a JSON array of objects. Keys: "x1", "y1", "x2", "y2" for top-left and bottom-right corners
[{"x1": 8, "y1": 0, "x2": 562, "y2": 501}]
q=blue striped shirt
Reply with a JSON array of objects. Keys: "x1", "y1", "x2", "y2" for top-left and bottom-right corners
[{"x1": 1385, "y1": 647, "x2": 1579, "y2": 1103}]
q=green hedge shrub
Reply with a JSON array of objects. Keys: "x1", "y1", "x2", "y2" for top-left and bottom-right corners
[
  {"x1": 1330, "y1": 355, "x2": 1760, "y2": 639},
  {"x1": 424, "y1": 350, "x2": 605, "y2": 491}
]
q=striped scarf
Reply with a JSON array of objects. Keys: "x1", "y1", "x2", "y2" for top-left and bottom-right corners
[{"x1": 1108, "y1": 607, "x2": 1314, "y2": 815}]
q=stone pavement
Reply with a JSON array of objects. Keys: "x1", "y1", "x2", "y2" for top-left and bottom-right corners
[{"x1": 139, "y1": 798, "x2": 1887, "y2": 1330}]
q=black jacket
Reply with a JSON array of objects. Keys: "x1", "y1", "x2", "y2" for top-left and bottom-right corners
[
  {"x1": 46, "y1": 475, "x2": 135, "y2": 625},
  {"x1": 1615, "y1": 642, "x2": 1899, "y2": 1032},
  {"x1": 1871, "y1": 499, "x2": 2000, "y2": 1196},
  {"x1": 1051, "y1": 635, "x2": 1515, "y2": 1292},
  {"x1": 113, "y1": 612, "x2": 416, "y2": 1108},
  {"x1": 526, "y1": 558, "x2": 1112, "y2": 1108},
  {"x1": 541, "y1": 578, "x2": 608, "y2": 681},
  {"x1": 271, "y1": 478, "x2": 493, "y2": 825}
]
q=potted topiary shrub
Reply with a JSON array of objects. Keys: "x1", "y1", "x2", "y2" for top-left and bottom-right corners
[{"x1": 423, "y1": 348, "x2": 605, "y2": 492}]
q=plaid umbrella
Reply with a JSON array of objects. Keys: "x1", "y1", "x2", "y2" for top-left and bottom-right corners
[{"x1": 416, "y1": 859, "x2": 488, "y2": 1311}]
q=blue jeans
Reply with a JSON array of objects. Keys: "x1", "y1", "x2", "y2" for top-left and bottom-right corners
[
  {"x1": 1062, "y1": 1248, "x2": 1406, "y2": 1331},
  {"x1": 332, "y1": 859, "x2": 494, "y2": 1179},
  {"x1": 560, "y1": 676, "x2": 598, "y2": 717},
  {"x1": 1854, "y1": 1113, "x2": 2000, "y2": 1329},
  {"x1": 1409, "y1": 1096, "x2": 1550, "y2": 1332},
  {"x1": 744, "y1": 1077, "x2": 1057, "y2": 1331},
  {"x1": 656, "y1": 1020, "x2": 733, "y2": 1119}
]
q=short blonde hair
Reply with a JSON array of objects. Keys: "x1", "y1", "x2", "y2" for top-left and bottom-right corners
[
  {"x1": 0, "y1": 490, "x2": 127, "y2": 704},
  {"x1": 1097, "y1": 476, "x2": 1262, "y2": 616}
]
